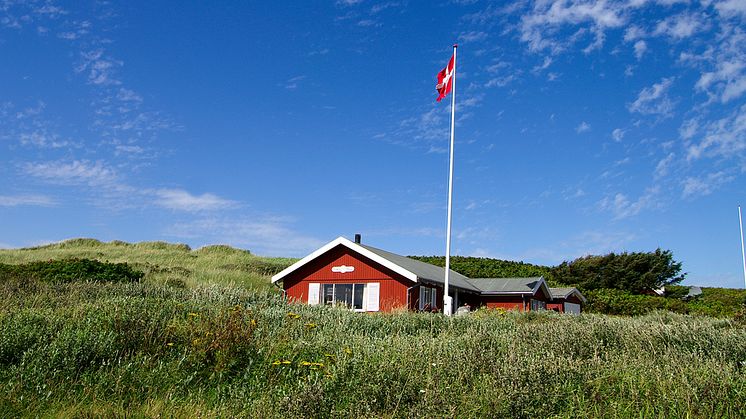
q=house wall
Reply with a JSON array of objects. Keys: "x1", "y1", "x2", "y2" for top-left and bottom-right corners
[
  {"x1": 282, "y1": 245, "x2": 413, "y2": 312},
  {"x1": 410, "y1": 284, "x2": 448, "y2": 312},
  {"x1": 480, "y1": 295, "x2": 527, "y2": 311},
  {"x1": 479, "y1": 286, "x2": 551, "y2": 311},
  {"x1": 548, "y1": 294, "x2": 583, "y2": 313}
]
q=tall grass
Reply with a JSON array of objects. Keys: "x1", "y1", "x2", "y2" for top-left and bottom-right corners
[
  {"x1": 1, "y1": 239, "x2": 745, "y2": 417},
  {"x1": 0, "y1": 238, "x2": 295, "y2": 289},
  {"x1": 1, "y1": 276, "x2": 744, "y2": 418}
]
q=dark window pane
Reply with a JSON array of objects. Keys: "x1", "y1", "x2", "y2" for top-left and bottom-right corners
[
  {"x1": 323, "y1": 284, "x2": 334, "y2": 305},
  {"x1": 335, "y1": 284, "x2": 353, "y2": 308},
  {"x1": 353, "y1": 284, "x2": 364, "y2": 309}
]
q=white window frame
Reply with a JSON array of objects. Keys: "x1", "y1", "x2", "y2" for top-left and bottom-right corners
[
  {"x1": 419, "y1": 285, "x2": 438, "y2": 310},
  {"x1": 321, "y1": 283, "x2": 374, "y2": 312},
  {"x1": 530, "y1": 298, "x2": 546, "y2": 311}
]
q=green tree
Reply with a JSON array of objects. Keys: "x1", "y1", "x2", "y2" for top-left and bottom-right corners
[{"x1": 552, "y1": 249, "x2": 685, "y2": 293}]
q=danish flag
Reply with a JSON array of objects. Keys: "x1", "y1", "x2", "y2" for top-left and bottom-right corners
[{"x1": 436, "y1": 52, "x2": 455, "y2": 102}]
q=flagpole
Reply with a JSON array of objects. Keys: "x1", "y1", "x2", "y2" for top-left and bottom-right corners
[
  {"x1": 738, "y1": 205, "x2": 746, "y2": 287},
  {"x1": 444, "y1": 44, "x2": 457, "y2": 316}
]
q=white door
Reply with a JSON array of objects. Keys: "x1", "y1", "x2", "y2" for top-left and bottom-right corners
[{"x1": 564, "y1": 302, "x2": 581, "y2": 315}]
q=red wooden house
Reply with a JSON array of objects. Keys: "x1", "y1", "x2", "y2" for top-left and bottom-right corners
[
  {"x1": 547, "y1": 288, "x2": 586, "y2": 314},
  {"x1": 271, "y1": 236, "x2": 584, "y2": 314}
]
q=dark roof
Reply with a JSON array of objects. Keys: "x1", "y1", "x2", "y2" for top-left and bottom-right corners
[
  {"x1": 469, "y1": 277, "x2": 544, "y2": 294},
  {"x1": 359, "y1": 243, "x2": 481, "y2": 292},
  {"x1": 549, "y1": 287, "x2": 587, "y2": 302}
]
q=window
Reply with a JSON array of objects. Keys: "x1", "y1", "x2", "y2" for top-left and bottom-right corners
[
  {"x1": 419, "y1": 286, "x2": 438, "y2": 310},
  {"x1": 530, "y1": 299, "x2": 546, "y2": 311},
  {"x1": 322, "y1": 283, "x2": 367, "y2": 311}
]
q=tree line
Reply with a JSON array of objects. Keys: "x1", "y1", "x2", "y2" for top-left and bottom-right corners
[{"x1": 410, "y1": 248, "x2": 685, "y2": 293}]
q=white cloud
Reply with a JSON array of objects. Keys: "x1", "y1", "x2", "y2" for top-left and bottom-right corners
[
  {"x1": 164, "y1": 217, "x2": 324, "y2": 257},
  {"x1": 628, "y1": 77, "x2": 676, "y2": 116},
  {"x1": 654, "y1": 152, "x2": 675, "y2": 178},
  {"x1": 23, "y1": 160, "x2": 117, "y2": 186},
  {"x1": 519, "y1": 0, "x2": 627, "y2": 53},
  {"x1": 633, "y1": 39, "x2": 647, "y2": 59},
  {"x1": 679, "y1": 118, "x2": 698, "y2": 139},
  {"x1": 154, "y1": 189, "x2": 238, "y2": 212},
  {"x1": 599, "y1": 186, "x2": 660, "y2": 219},
  {"x1": 686, "y1": 104, "x2": 746, "y2": 160},
  {"x1": 653, "y1": 12, "x2": 708, "y2": 40},
  {"x1": 283, "y1": 75, "x2": 306, "y2": 90},
  {"x1": 624, "y1": 25, "x2": 646, "y2": 42},
  {"x1": 682, "y1": 171, "x2": 735, "y2": 198},
  {"x1": 458, "y1": 31, "x2": 488, "y2": 43},
  {"x1": 117, "y1": 88, "x2": 142, "y2": 103},
  {"x1": 576, "y1": 121, "x2": 591, "y2": 133},
  {"x1": 696, "y1": 59, "x2": 746, "y2": 103},
  {"x1": 18, "y1": 131, "x2": 73, "y2": 148},
  {"x1": 485, "y1": 74, "x2": 517, "y2": 87},
  {"x1": 715, "y1": 0, "x2": 746, "y2": 18},
  {"x1": 76, "y1": 49, "x2": 122, "y2": 86},
  {"x1": 0, "y1": 194, "x2": 56, "y2": 207},
  {"x1": 612, "y1": 128, "x2": 625, "y2": 141}
]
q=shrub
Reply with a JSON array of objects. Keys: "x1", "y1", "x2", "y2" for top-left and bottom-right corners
[{"x1": 0, "y1": 259, "x2": 144, "y2": 284}]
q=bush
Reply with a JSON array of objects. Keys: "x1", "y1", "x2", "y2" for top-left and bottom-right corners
[{"x1": 0, "y1": 259, "x2": 144, "y2": 284}]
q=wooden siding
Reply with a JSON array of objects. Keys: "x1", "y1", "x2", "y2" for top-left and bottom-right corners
[
  {"x1": 282, "y1": 244, "x2": 413, "y2": 312},
  {"x1": 481, "y1": 295, "x2": 527, "y2": 311},
  {"x1": 548, "y1": 294, "x2": 584, "y2": 313}
]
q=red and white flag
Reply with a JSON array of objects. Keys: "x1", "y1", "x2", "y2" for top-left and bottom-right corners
[{"x1": 436, "y1": 53, "x2": 455, "y2": 102}]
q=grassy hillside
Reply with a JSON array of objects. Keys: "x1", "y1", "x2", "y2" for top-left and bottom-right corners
[
  {"x1": 0, "y1": 240, "x2": 745, "y2": 417},
  {"x1": 0, "y1": 238, "x2": 295, "y2": 290},
  {"x1": 1, "y1": 273, "x2": 745, "y2": 417}
]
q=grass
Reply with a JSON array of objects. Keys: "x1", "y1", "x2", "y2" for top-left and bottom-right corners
[
  {"x1": 0, "y1": 238, "x2": 295, "y2": 290},
  {"x1": 0, "y1": 239, "x2": 745, "y2": 417}
]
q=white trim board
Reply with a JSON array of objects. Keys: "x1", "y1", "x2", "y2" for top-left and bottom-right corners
[{"x1": 271, "y1": 237, "x2": 419, "y2": 284}]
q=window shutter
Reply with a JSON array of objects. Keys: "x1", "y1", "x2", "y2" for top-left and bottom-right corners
[
  {"x1": 308, "y1": 283, "x2": 320, "y2": 305},
  {"x1": 366, "y1": 282, "x2": 380, "y2": 312}
]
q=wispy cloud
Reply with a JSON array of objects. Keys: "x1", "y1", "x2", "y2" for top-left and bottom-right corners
[
  {"x1": 628, "y1": 77, "x2": 676, "y2": 116},
  {"x1": 0, "y1": 194, "x2": 56, "y2": 207},
  {"x1": 682, "y1": 171, "x2": 735, "y2": 198},
  {"x1": 575, "y1": 121, "x2": 591, "y2": 133},
  {"x1": 653, "y1": 12, "x2": 709, "y2": 40},
  {"x1": 518, "y1": 0, "x2": 626, "y2": 54},
  {"x1": 654, "y1": 152, "x2": 675, "y2": 178},
  {"x1": 153, "y1": 189, "x2": 238, "y2": 212},
  {"x1": 22, "y1": 160, "x2": 118, "y2": 186},
  {"x1": 283, "y1": 75, "x2": 307, "y2": 90},
  {"x1": 599, "y1": 186, "x2": 660, "y2": 219},
  {"x1": 76, "y1": 49, "x2": 122, "y2": 86},
  {"x1": 686, "y1": 104, "x2": 746, "y2": 160},
  {"x1": 458, "y1": 30, "x2": 488, "y2": 43},
  {"x1": 163, "y1": 217, "x2": 324, "y2": 257},
  {"x1": 633, "y1": 40, "x2": 647, "y2": 59}
]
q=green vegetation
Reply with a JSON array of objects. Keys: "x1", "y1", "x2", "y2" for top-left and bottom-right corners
[
  {"x1": 0, "y1": 238, "x2": 294, "y2": 290},
  {"x1": 1, "y1": 274, "x2": 745, "y2": 417},
  {"x1": 413, "y1": 252, "x2": 746, "y2": 318},
  {"x1": 410, "y1": 255, "x2": 554, "y2": 281},
  {"x1": 583, "y1": 287, "x2": 746, "y2": 318},
  {"x1": 552, "y1": 248, "x2": 685, "y2": 292},
  {"x1": 0, "y1": 239, "x2": 744, "y2": 416},
  {"x1": 0, "y1": 258, "x2": 144, "y2": 284}
]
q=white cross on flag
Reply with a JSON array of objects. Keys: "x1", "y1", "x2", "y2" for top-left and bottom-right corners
[{"x1": 436, "y1": 52, "x2": 455, "y2": 102}]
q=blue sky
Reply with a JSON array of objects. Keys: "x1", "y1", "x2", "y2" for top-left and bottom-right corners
[{"x1": 1, "y1": 1, "x2": 745, "y2": 288}]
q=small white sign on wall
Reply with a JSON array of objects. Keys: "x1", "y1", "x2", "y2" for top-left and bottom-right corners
[{"x1": 331, "y1": 265, "x2": 355, "y2": 273}]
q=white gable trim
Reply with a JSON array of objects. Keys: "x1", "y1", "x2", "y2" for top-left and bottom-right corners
[{"x1": 271, "y1": 237, "x2": 418, "y2": 284}]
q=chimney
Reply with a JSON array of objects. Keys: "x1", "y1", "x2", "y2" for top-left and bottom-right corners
[{"x1": 354, "y1": 233, "x2": 361, "y2": 244}]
